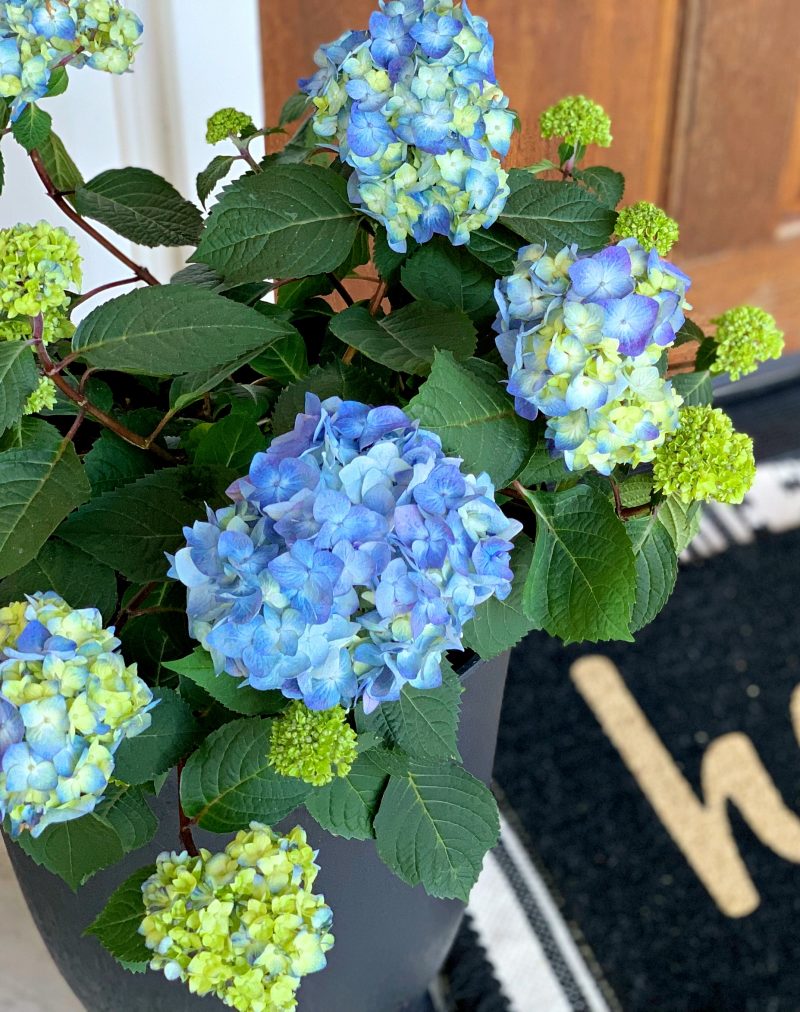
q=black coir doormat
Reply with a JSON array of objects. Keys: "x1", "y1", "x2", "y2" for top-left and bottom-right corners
[{"x1": 495, "y1": 515, "x2": 800, "y2": 1012}]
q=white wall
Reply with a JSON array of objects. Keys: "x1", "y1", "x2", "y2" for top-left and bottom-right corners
[{"x1": 1, "y1": 0, "x2": 264, "y2": 297}]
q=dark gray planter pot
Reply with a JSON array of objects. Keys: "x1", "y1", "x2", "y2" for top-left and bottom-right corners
[{"x1": 4, "y1": 652, "x2": 508, "y2": 1012}]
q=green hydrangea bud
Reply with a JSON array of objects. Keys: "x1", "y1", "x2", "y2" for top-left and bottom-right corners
[
  {"x1": 206, "y1": 107, "x2": 254, "y2": 144},
  {"x1": 539, "y1": 95, "x2": 612, "y2": 148},
  {"x1": 269, "y1": 702, "x2": 357, "y2": 787},
  {"x1": 710, "y1": 305, "x2": 784, "y2": 381},
  {"x1": 615, "y1": 201, "x2": 680, "y2": 255},
  {"x1": 0, "y1": 222, "x2": 81, "y2": 321},
  {"x1": 141, "y1": 823, "x2": 334, "y2": 1012},
  {"x1": 653, "y1": 405, "x2": 755, "y2": 504},
  {"x1": 23, "y1": 377, "x2": 57, "y2": 416}
]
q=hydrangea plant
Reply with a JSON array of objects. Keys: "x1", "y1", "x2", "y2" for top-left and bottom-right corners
[{"x1": 0, "y1": 2, "x2": 783, "y2": 1009}]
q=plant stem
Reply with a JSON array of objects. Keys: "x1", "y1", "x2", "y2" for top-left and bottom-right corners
[
  {"x1": 115, "y1": 581, "x2": 158, "y2": 626},
  {"x1": 29, "y1": 149, "x2": 161, "y2": 287},
  {"x1": 234, "y1": 137, "x2": 262, "y2": 174},
  {"x1": 32, "y1": 320, "x2": 175, "y2": 462},
  {"x1": 70, "y1": 276, "x2": 140, "y2": 309},
  {"x1": 177, "y1": 760, "x2": 199, "y2": 858},
  {"x1": 327, "y1": 274, "x2": 354, "y2": 306},
  {"x1": 343, "y1": 278, "x2": 388, "y2": 364}
]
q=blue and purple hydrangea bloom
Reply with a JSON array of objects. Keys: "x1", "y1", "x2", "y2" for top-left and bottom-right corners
[
  {"x1": 169, "y1": 397, "x2": 522, "y2": 713},
  {"x1": 494, "y1": 238, "x2": 692, "y2": 474},
  {"x1": 0, "y1": 593, "x2": 155, "y2": 837},
  {"x1": 300, "y1": 0, "x2": 514, "y2": 252}
]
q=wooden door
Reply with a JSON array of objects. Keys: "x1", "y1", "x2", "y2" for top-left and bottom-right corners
[{"x1": 259, "y1": 0, "x2": 800, "y2": 346}]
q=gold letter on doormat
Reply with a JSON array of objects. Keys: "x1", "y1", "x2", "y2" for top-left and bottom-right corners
[{"x1": 571, "y1": 656, "x2": 800, "y2": 918}]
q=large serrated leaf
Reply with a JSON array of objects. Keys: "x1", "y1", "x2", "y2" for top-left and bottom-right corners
[
  {"x1": 0, "y1": 538, "x2": 117, "y2": 620},
  {"x1": 85, "y1": 865, "x2": 154, "y2": 968},
  {"x1": 193, "y1": 412, "x2": 265, "y2": 471},
  {"x1": 657, "y1": 496, "x2": 702, "y2": 554},
  {"x1": 574, "y1": 166, "x2": 625, "y2": 209},
  {"x1": 58, "y1": 465, "x2": 233, "y2": 583},
  {"x1": 466, "y1": 223, "x2": 524, "y2": 275},
  {"x1": 522, "y1": 485, "x2": 636, "y2": 643},
  {"x1": 305, "y1": 749, "x2": 389, "y2": 840},
  {"x1": 164, "y1": 648, "x2": 286, "y2": 717},
  {"x1": 500, "y1": 174, "x2": 616, "y2": 253},
  {"x1": 626, "y1": 514, "x2": 679, "y2": 632},
  {"x1": 113, "y1": 688, "x2": 200, "y2": 786},
  {"x1": 357, "y1": 663, "x2": 462, "y2": 762},
  {"x1": 0, "y1": 341, "x2": 38, "y2": 433},
  {"x1": 15, "y1": 813, "x2": 124, "y2": 891},
  {"x1": 400, "y1": 241, "x2": 497, "y2": 320},
  {"x1": 271, "y1": 361, "x2": 393, "y2": 435},
  {"x1": 0, "y1": 419, "x2": 89, "y2": 579},
  {"x1": 329, "y1": 303, "x2": 476, "y2": 376},
  {"x1": 72, "y1": 286, "x2": 295, "y2": 376},
  {"x1": 36, "y1": 130, "x2": 83, "y2": 195},
  {"x1": 373, "y1": 761, "x2": 499, "y2": 900},
  {"x1": 407, "y1": 352, "x2": 534, "y2": 487},
  {"x1": 192, "y1": 164, "x2": 360, "y2": 282},
  {"x1": 83, "y1": 431, "x2": 156, "y2": 498},
  {"x1": 196, "y1": 154, "x2": 236, "y2": 207},
  {"x1": 96, "y1": 785, "x2": 157, "y2": 853},
  {"x1": 180, "y1": 718, "x2": 310, "y2": 832},
  {"x1": 463, "y1": 534, "x2": 536, "y2": 658},
  {"x1": 75, "y1": 168, "x2": 203, "y2": 247},
  {"x1": 12, "y1": 103, "x2": 51, "y2": 151},
  {"x1": 672, "y1": 371, "x2": 713, "y2": 407}
]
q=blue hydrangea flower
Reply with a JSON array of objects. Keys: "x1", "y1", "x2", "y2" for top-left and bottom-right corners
[
  {"x1": 300, "y1": 0, "x2": 514, "y2": 251},
  {"x1": 0, "y1": 1, "x2": 143, "y2": 119},
  {"x1": 0, "y1": 593, "x2": 155, "y2": 837},
  {"x1": 494, "y1": 238, "x2": 692, "y2": 474},
  {"x1": 170, "y1": 398, "x2": 522, "y2": 713}
]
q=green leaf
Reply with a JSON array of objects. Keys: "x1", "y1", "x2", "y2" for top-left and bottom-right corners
[
  {"x1": 524, "y1": 159, "x2": 558, "y2": 175},
  {"x1": 85, "y1": 865, "x2": 153, "y2": 968},
  {"x1": 0, "y1": 539, "x2": 117, "y2": 620},
  {"x1": 83, "y1": 431, "x2": 157, "y2": 498},
  {"x1": 44, "y1": 65, "x2": 68, "y2": 97},
  {"x1": 36, "y1": 130, "x2": 83, "y2": 194},
  {"x1": 196, "y1": 155, "x2": 236, "y2": 207},
  {"x1": 0, "y1": 419, "x2": 90, "y2": 579},
  {"x1": 657, "y1": 496, "x2": 702, "y2": 554},
  {"x1": 272, "y1": 361, "x2": 393, "y2": 435},
  {"x1": 249, "y1": 326, "x2": 308, "y2": 383},
  {"x1": 15, "y1": 813, "x2": 123, "y2": 891},
  {"x1": 463, "y1": 534, "x2": 536, "y2": 658},
  {"x1": 500, "y1": 174, "x2": 616, "y2": 252},
  {"x1": 407, "y1": 353, "x2": 534, "y2": 487},
  {"x1": 113, "y1": 687, "x2": 200, "y2": 786},
  {"x1": 675, "y1": 318, "x2": 705, "y2": 346},
  {"x1": 96, "y1": 785, "x2": 157, "y2": 853},
  {"x1": 515, "y1": 425, "x2": 569, "y2": 485},
  {"x1": 72, "y1": 286, "x2": 295, "y2": 376},
  {"x1": 304, "y1": 750, "x2": 389, "y2": 840},
  {"x1": 400, "y1": 242, "x2": 497, "y2": 320},
  {"x1": 193, "y1": 164, "x2": 360, "y2": 282},
  {"x1": 329, "y1": 303, "x2": 476, "y2": 376},
  {"x1": 163, "y1": 648, "x2": 286, "y2": 717},
  {"x1": 169, "y1": 347, "x2": 270, "y2": 413},
  {"x1": 522, "y1": 485, "x2": 636, "y2": 643},
  {"x1": 574, "y1": 166, "x2": 625, "y2": 209},
  {"x1": 672, "y1": 370, "x2": 713, "y2": 407},
  {"x1": 373, "y1": 761, "x2": 500, "y2": 901},
  {"x1": 619, "y1": 474, "x2": 653, "y2": 509},
  {"x1": 0, "y1": 341, "x2": 39, "y2": 432},
  {"x1": 357, "y1": 663, "x2": 462, "y2": 762},
  {"x1": 118, "y1": 610, "x2": 190, "y2": 688},
  {"x1": 0, "y1": 148, "x2": 4, "y2": 197},
  {"x1": 279, "y1": 92, "x2": 311, "y2": 126},
  {"x1": 12, "y1": 104, "x2": 52, "y2": 152},
  {"x1": 58, "y1": 465, "x2": 233, "y2": 583},
  {"x1": 193, "y1": 412, "x2": 265, "y2": 471},
  {"x1": 180, "y1": 718, "x2": 311, "y2": 832},
  {"x1": 626, "y1": 514, "x2": 679, "y2": 632},
  {"x1": 74, "y1": 168, "x2": 203, "y2": 247},
  {"x1": 372, "y1": 229, "x2": 416, "y2": 280},
  {"x1": 466, "y1": 223, "x2": 524, "y2": 275}
]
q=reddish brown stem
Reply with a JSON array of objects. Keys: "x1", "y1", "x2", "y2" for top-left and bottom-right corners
[
  {"x1": 70, "y1": 276, "x2": 140, "y2": 309},
  {"x1": 115, "y1": 581, "x2": 159, "y2": 626},
  {"x1": 29, "y1": 149, "x2": 160, "y2": 286},
  {"x1": 177, "y1": 760, "x2": 199, "y2": 858}
]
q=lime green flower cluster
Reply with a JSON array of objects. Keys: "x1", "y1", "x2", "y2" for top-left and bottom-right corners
[
  {"x1": 140, "y1": 823, "x2": 334, "y2": 1012},
  {"x1": 0, "y1": 221, "x2": 80, "y2": 349},
  {"x1": 653, "y1": 405, "x2": 756, "y2": 504},
  {"x1": 23, "y1": 376, "x2": 57, "y2": 415},
  {"x1": 206, "y1": 107, "x2": 254, "y2": 145},
  {"x1": 615, "y1": 201, "x2": 680, "y2": 256},
  {"x1": 710, "y1": 305, "x2": 784, "y2": 381},
  {"x1": 539, "y1": 95, "x2": 612, "y2": 149},
  {"x1": 269, "y1": 702, "x2": 357, "y2": 787}
]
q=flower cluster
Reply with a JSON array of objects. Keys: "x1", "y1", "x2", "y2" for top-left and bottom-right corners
[
  {"x1": 206, "y1": 106, "x2": 253, "y2": 145},
  {"x1": 170, "y1": 397, "x2": 522, "y2": 713},
  {"x1": 140, "y1": 824, "x2": 334, "y2": 1012},
  {"x1": 0, "y1": 1, "x2": 143, "y2": 118},
  {"x1": 494, "y1": 239, "x2": 691, "y2": 474},
  {"x1": 539, "y1": 94, "x2": 612, "y2": 149},
  {"x1": 0, "y1": 592, "x2": 154, "y2": 837},
  {"x1": 300, "y1": 0, "x2": 514, "y2": 252},
  {"x1": 269, "y1": 702, "x2": 357, "y2": 787},
  {"x1": 615, "y1": 201, "x2": 680, "y2": 257},
  {"x1": 653, "y1": 405, "x2": 755, "y2": 504},
  {"x1": 0, "y1": 221, "x2": 80, "y2": 324},
  {"x1": 710, "y1": 305, "x2": 784, "y2": 381}
]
